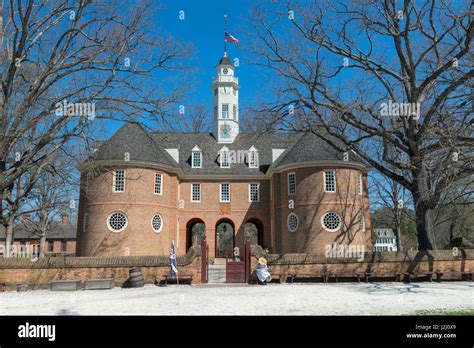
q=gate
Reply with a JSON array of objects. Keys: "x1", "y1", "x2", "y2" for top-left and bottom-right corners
[
  {"x1": 201, "y1": 235, "x2": 208, "y2": 283},
  {"x1": 226, "y1": 237, "x2": 251, "y2": 283}
]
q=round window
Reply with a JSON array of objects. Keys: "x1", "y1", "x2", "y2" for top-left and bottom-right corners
[
  {"x1": 107, "y1": 212, "x2": 128, "y2": 232},
  {"x1": 287, "y1": 213, "x2": 299, "y2": 233},
  {"x1": 322, "y1": 212, "x2": 341, "y2": 232},
  {"x1": 151, "y1": 214, "x2": 163, "y2": 233}
]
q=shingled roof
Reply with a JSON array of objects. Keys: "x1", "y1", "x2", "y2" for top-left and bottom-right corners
[
  {"x1": 91, "y1": 123, "x2": 366, "y2": 176},
  {"x1": 0, "y1": 222, "x2": 76, "y2": 240}
]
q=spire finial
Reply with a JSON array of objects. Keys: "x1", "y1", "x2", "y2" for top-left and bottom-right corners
[{"x1": 224, "y1": 12, "x2": 228, "y2": 55}]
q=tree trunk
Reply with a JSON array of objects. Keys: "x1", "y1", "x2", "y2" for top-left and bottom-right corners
[
  {"x1": 396, "y1": 225, "x2": 402, "y2": 251},
  {"x1": 413, "y1": 198, "x2": 435, "y2": 251},
  {"x1": 39, "y1": 232, "x2": 46, "y2": 258},
  {"x1": 5, "y1": 216, "x2": 15, "y2": 257}
]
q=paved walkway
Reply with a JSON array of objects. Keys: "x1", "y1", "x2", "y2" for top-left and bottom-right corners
[{"x1": 1, "y1": 282, "x2": 472, "y2": 315}]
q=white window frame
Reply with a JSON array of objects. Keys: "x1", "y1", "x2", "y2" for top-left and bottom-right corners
[
  {"x1": 321, "y1": 212, "x2": 342, "y2": 232},
  {"x1": 151, "y1": 213, "x2": 163, "y2": 233},
  {"x1": 113, "y1": 169, "x2": 125, "y2": 192},
  {"x1": 324, "y1": 170, "x2": 336, "y2": 193},
  {"x1": 287, "y1": 172, "x2": 296, "y2": 196},
  {"x1": 249, "y1": 183, "x2": 260, "y2": 202},
  {"x1": 85, "y1": 173, "x2": 91, "y2": 195},
  {"x1": 287, "y1": 213, "x2": 299, "y2": 233},
  {"x1": 358, "y1": 173, "x2": 363, "y2": 195},
  {"x1": 359, "y1": 214, "x2": 365, "y2": 232},
  {"x1": 220, "y1": 148, "x2": 230, "y2": 168},
  {"x1": 192, "y1": 151, "x2": 202, "y2": 168},
  {"x1": 191, "y1": 183, "x2": 201, "y2": 202},
  {"x1": 83, "y1": 213, "x2": 89, "y2": 233},
  {"x1": 248, "y1": 147, "x2": 259, "y2": 168},
  {"x1": 222, "y1": 104, "x2": 229, "y2": 119},
  {"x1": 220, "y1": 183, "x2": 230, "y2": 203},
  {"x1": 107, "y1": 211, "x2": 128, "y2": 233},
  {"x1": 154, "y1": 173, "x2": 163, "y2": 195}
]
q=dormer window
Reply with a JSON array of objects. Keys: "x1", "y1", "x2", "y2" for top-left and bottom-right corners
[
  {"x1": 219, "y1": 146, "x2": 230, "y2": 168},
  {"x1": 192, "y1": 146, "x2": 202, "y2": 168},
  {"x1": 248, "y1": 146, "x2": 259, "y2": 168}
]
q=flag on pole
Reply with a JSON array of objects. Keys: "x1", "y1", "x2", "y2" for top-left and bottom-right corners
[
  {"x1": 225, "y1": 32, "x2": 239, "y2": 44},
  {"x1": 169, "y1": 240, "x2": 178, "y2": 279}
]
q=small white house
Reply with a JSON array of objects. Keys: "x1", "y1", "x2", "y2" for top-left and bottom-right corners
[{"x1": 373, "y1": 228, "x2": 398, "y2": 252}]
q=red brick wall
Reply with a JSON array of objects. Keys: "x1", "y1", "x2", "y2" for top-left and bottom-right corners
[
  {"x1": 0, "y1": 248, "x2": 471, "y2": 289},
  {"x1": 250, "y1": 249, "x2": 474, "y2": 280},
  {"x1": 0, "y1": 247, "x2": 202, "y2": 290},
  {"x1": 273, "y1": 166, "x2": 371, "y2": 254},
  {"x1": 78, "y1": 163, "x2": 370, "y2": 257}
]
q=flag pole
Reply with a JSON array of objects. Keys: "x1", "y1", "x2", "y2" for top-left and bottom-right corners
[{"x1": 224, "y1": 12, "x2": 227, "y2": 55}]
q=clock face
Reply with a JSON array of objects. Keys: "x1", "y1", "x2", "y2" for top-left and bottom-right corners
[{"x1": 223, "y1": 68, "x2": 228, "y2": 75}]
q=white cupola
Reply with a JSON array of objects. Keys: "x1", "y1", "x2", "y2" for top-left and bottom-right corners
[{"x1": 212, "y1": 53, "x2": 239, "y2": 143}]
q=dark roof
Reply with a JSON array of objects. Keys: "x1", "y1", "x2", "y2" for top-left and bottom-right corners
[
  {"x1": 91, "y1": 123, "x2": 366, "y2": 176},
  {"x1": 218, "y1": 55, "x2": 232, "y2": 66},
  {"x1": 0, "y1": 222, "x2": 77, "y2": 240}
]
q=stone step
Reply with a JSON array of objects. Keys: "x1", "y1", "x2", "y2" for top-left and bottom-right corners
[
  {"x1": 209, "y1": 266, "x2": 225, "y2": 270},
  {"x1": 207, "y1": 263, "x2": 227, "y2": 283},
  {"x1": 212, "y1": 258, "x2": 227, "y2": 266}
]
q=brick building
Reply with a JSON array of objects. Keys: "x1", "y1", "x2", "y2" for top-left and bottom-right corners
[
  {"x1": 0, "y1": 213, "x2": 76, "y2": 256},
  {"x1": 77, "y1": 53, "x2": 371, "y2": 258}
]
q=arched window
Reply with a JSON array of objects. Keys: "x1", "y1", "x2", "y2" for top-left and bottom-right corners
[
  {"x1": 191, "y1": 145, "x2": 202, "y2": 168},
  {"x1": 248, "y1": 146, "x2": 259, "y2": 168},
  {"x1": 219, "y1": 146, "x2": 230, "y2": 168}
]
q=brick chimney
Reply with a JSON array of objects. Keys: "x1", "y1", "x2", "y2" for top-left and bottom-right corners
[
  {"x1": 21, "y1": 213, "x2": 31, "y2": 222},
  {"x1": 61, "y1": 213, "x2": 68, "y2": 224}
]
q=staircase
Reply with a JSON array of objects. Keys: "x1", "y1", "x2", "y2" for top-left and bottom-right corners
[{"x1": 208, "y1": 258, "x2": 226, "y2": 283}]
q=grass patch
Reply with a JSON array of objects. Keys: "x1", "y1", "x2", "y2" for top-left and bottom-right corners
[{"x1": 413, "y1": 309, "x2": 474, "y2": 316}]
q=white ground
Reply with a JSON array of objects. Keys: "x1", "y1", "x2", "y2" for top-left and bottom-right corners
[{"x1": 0, "y1": 282, "x2": 473, "y2": 315}]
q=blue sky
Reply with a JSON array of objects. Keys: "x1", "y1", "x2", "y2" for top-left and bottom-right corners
[{"x1": 158, "y1": 0, "x2": 259, "y2": 112}]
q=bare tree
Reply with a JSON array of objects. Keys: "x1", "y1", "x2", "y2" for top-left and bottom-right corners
[
  {"x1": 0, "y1": 0, "x2": 189, "y2": 253},
  {"x1": 158, "y1": 104, "x2": 211, "y2": 133},
  {"x1": 370, "y1": 172, "x2": 413, "y2": 251},
  {"x1": 25, "y1": 150, "x2": 75, "y2": 257},
  {"x1": 433, "y1": 175, "x2": 474, "y2": 246},
  {"x1": 250, "y1": 0, "x2": 473, "y2": 250}
]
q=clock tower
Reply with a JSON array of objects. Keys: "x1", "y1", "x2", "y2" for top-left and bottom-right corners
[{"x1": 212, "y1": 53, "x2": 239, "y2": 143}]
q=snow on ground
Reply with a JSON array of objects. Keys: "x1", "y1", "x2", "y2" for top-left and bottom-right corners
[{"x1": 0, "y1": 282, "x2": 473, "y2": 315}]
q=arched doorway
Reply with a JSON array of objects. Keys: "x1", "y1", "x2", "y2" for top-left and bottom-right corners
[
  {"x1": 186, "y1": 219, "x2": 206, "y2": 252},
  {"x1": 215, "y1": 219, "x2": 234, "y2": 258},
  {"x1": 244, "y1": 219, "x2": 263, "y2": 246}
]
